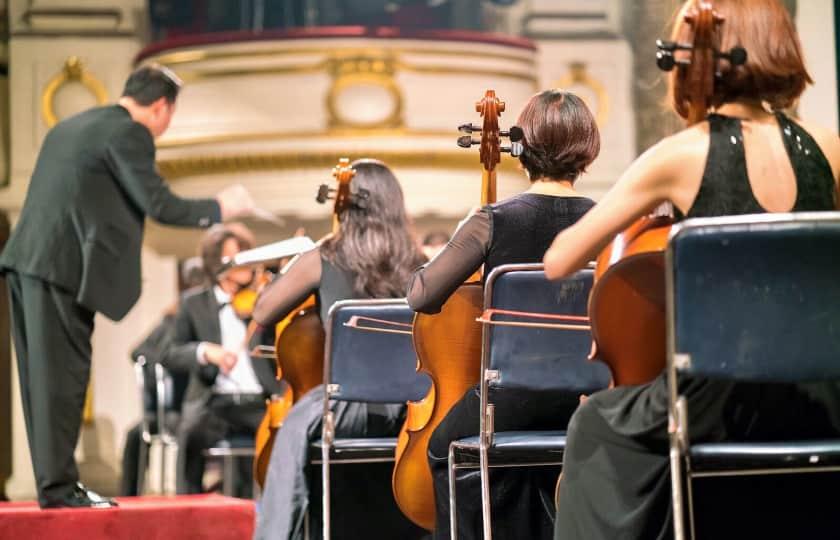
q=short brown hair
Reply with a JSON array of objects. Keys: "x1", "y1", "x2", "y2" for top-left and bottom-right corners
[
  {"x1": 516, "y1": 90, "x2": 600, "y2": 182},
  {"x1": 668, "y1": 0, "x2": 812, "y2": 118},
  {"x1": 200, "y1": 223, "x2": 255, "y2": 280}
]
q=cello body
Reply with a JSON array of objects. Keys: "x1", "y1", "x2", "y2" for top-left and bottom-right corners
[
  {"x1": 591, "y1": 1, "x2": 746, "y2": 386},
  {"x1": 391, "y1": 89, "x2": 510, "y2": 530},
  {"x1": 588, "y1": 215, "x2": 672, "y2": 386},
  {"x1": 392, "y1": 282, "x2": 483, "y2": 530},
  {"x1": 254, "y1": 300, "x2": 325, "y2": 489}
]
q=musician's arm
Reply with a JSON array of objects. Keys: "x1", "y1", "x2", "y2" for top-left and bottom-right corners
[
  {"x1": 252, "y1": 247, "x2": 322, "y2": 328},
  {"x1": 407, "y1": 210, "x2": 489, "y2": 314},
  {"x1": 543, "y1": 137, "x2": 683, "y2": 280}
]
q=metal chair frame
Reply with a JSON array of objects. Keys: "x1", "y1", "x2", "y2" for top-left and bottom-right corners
[
  {"x1": 133, "y1": 356, "x2": 178, "y2": 495},
  {"x1": 318, "y1": 298, "x2": 425, "y2": 540},
  {"x1": 666, "y1": 212, "x2": 840, "y2": 540},
  {"x1": 448, "y1": 263, "x2": 603, "y2": 540}
]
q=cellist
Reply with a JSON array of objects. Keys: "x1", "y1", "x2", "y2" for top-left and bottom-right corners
[
  {"x1": 545, "y1": 1, "x2": 840, "y2": 538},
  {"x1": 407, "y1": 90, "x2": 601, "y2": 540},
  {"x1": 251, "y1": 159, "x2": 426, "y2": 540}
]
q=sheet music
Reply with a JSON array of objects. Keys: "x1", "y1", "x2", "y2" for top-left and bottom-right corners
[{"x1": 226, "y1": 236, "x2": 316, "y2": 268}]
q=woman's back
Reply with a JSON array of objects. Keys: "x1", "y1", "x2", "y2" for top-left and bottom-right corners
[{"x1": 659, "y1": 109, "x2": 839, "y2": 218}]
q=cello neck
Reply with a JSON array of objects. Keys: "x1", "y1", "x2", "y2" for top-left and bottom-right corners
[{"x1": 481, "y1": 169, "x2": 497, "y2": 206}]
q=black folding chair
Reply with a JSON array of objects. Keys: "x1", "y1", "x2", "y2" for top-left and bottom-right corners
[
  {"x1": 312, "y1": 298, "x2": 431, "y2": 540},
  {"x1": 133, "y1": 356, "x2": 179, "y2": 494},
  {"x1": 448, "y1": 263, "x2": 611, "y2": 539},
  {"x1": 666, "y1": 212, "x2": 840, "y2": 540}
]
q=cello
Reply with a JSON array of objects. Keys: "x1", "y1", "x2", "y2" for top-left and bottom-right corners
[
  {"x1": 588, "y1": 1, "x2": 746, "y2": 385},
  {"x1": 392, "y1": 90, "x2": 520, "y2": 530},
  {"x1": 253, "y1": 158, "x2": 358, "y2": 488}
]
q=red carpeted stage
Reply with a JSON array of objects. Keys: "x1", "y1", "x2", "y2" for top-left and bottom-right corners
[{"x1": 0, "y1": 494, "x2": 255, "y2": 539}]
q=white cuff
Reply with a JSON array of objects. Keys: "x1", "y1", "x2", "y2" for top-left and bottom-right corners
[{"x1": 196, "y1": 342, "x2": 208, "y2": 365}]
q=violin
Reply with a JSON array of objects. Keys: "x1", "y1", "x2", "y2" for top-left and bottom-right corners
[
  {"x1": 588, "y1": 1, "x2": 747, "y2": 385},
  {"x1": 230, "y1": 267, "x2": 271, "y2": 319},
  {"x1": 392, "y1": 90, "x2": 520, "y2": 530},
  {"x1": 253, "y1": 158, "x2": 358, "y2": 489}
]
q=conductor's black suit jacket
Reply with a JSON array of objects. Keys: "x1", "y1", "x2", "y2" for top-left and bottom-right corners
[{"x1": 0, "y1": 105, "x2": 220, "y2": 320}]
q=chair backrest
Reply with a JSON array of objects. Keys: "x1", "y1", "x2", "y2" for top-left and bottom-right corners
[
  {"x1": 667, "y1": 212, "x2": 840, "y2": 382},
  {"x1": 324, "y1": 299, "x2": 431, "y2": 403},
  {"x1": 484, "y1": 264, "x2": 611, "y2": 393}
]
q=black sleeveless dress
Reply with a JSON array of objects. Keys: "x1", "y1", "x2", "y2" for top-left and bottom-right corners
[
  {"x1": 554, "y1": 113, "x2": 839, "y2": 540},
  {"x1": 408, "y1": 192, "x2": 596, "y2": 540}
]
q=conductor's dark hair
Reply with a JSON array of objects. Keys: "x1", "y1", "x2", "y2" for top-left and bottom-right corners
[{"x1": 121, "y1": 65, "x2": 182, "y2": 106}]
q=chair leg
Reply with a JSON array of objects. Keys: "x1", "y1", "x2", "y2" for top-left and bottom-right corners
[
  {"x1": 322, "y1": 413, "x2": 333, "y2": 540},
  {"x1": 670, "y1": 444, "x2": 686, "y2": 540},
  {"x1": 479, "y1": 441, "x2": 492, "y2": 540},
  {"x1": 685, "y1": 461, "x2": 697, "y2": 540},
  {"x1": 159, "y1": 438, "x2": 167, "y2": 495},
  {"x1": 223, "y1": 454, "x2": 235, "y2": 496},
  {"x1": 448, "y1": 444, "x2": 458, "y2": 540},
  {"x1": 137, "y1": 439, "x2": 149, "y2": 495}
]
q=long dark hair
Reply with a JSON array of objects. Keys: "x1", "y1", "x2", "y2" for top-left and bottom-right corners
[{"x1": 320, "y1": 159, "x2": 426, "y2": 298}]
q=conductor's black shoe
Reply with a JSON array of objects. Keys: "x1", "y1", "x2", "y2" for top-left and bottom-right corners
[{"x1": 42, "y1": 483, "x2": 118, "y2": 509}]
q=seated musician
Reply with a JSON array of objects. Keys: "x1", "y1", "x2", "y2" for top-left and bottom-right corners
[
  {"x1": 251, "y1": 159, "x2": 426, "y2": 540},
  {"x1": 544, "y1": 1, "x2": 840, "y2": 538},
  {"x1": 164, "y1": 223, "x2": 283, "y2": 497},
  {"x1": 407, "y1": 89, "x2": 601, "y2": 540}
]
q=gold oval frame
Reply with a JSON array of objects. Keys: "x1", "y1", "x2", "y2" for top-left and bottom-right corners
[
  {"x1": 41, "y1": 56, "x2": 109, "y2": 128},
  {"x1": 326, "y1": 56, "x2": 403, "y2": 129},
  {"x1": 555, "y1": 62, "x2": 610, "y2": 127}
]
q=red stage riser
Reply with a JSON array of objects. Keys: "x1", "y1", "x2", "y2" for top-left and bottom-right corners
[{"x1": 0, "y1": 494, "x2": 254, "y2": 540}]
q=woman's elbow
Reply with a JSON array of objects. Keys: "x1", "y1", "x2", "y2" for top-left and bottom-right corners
[{"x1": 543, "y1": 248, "x2": 566, "y2": 280}]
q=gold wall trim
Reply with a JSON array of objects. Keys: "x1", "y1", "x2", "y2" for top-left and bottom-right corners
[
  {"x1": 158, "y1": 150, "x2": 521, "y2": 179},
  {"x1": 173, "y1": 59, "x2": 537, "y2": 85},
  {"x1": 555, "y1": 62, "x2": 610, "y2": 127},
  {"x1": 41, "y1": 56, "x2": 109, "y2": 127},
  {"x1": 150, "y1": 46, "x2": 536, "y2": 70},
  {"x1": 158, "y1": 128, "x2": 461, "y2": 149}
]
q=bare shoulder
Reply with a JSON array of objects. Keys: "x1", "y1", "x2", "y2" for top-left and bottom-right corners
[
  {"x1": 637, "y1": 123, "x2": 709, "y2": 182},
  {"x1": 789, "y1": 117, "x2": 840, "y2": 178}
]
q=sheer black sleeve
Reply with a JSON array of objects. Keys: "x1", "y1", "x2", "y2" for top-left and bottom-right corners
[
  {"x1": 252, "y1": 248, "x2": 322, "y2": 327},
  {"x1": 407, "y1": 209, "x2": 491, "y2": 314}
]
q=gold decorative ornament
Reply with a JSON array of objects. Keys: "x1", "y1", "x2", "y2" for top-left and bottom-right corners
[
  {"x1": 555, "y1": 62, "x2": 610, "y2": 127},
  {"x1": 326, "y1": 54, "x2": 403, "y2": 129},
  {"x1": 41, "y1": 56, "x2": 109, "y2": 127}
]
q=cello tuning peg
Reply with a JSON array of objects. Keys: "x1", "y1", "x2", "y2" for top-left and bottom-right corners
[
  {"x1": 501, "y1": 141, "x2": 524, "y2": 157},
  {"x1": 656, "y1": 39, "x2": 691, "y2": 52},
  {"x1": 457, "y1": 135, "x2": 479, "y2": 148},
  {"x1": 656, "y1": 50, "x2": 676, "y2": 72},
  {"x1": 718, "y1": 46, "x2": 747, "y2": 66},
  {"x1": 458, "y1": 123, "x2": 481, "y2": 133},
  {"x1": 499, "y1": 126, "x2": 523, "y2": 141},
  {"x1": 315, "y1": 184, "x2": 334, "y2": 204}
]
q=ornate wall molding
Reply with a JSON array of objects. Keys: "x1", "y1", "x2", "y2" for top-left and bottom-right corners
[
  {"x1": 158, "y1": 149, "x2": 521, "y2": 180},
  {"x1": 40, "y1": 56, "x2": 108, "y2": 127},
  {"x1": 555, "y1": 62, "x2": 610, "y2": 126}
]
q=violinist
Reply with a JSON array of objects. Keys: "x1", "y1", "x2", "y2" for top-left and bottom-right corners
[
  {"x1": 165, "y1": 223, "x2": 283, "y2": 497},
  {"x1": 407, "y1": 90, "x2": 600, "y2": 540},
  {"x1": 252, "y1": 159, "x2": 426, "y2": 540},
  {"x1": 545, "y1": 1, "x2": 840, "y2": 538}
]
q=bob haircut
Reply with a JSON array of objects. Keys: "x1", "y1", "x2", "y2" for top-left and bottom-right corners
[
  {"x1": 516, "y1": 89, "x2": 600, "y2": 183},
  {"x1": 668, "y1": 0, "x2": 812, "y2": 118}
]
